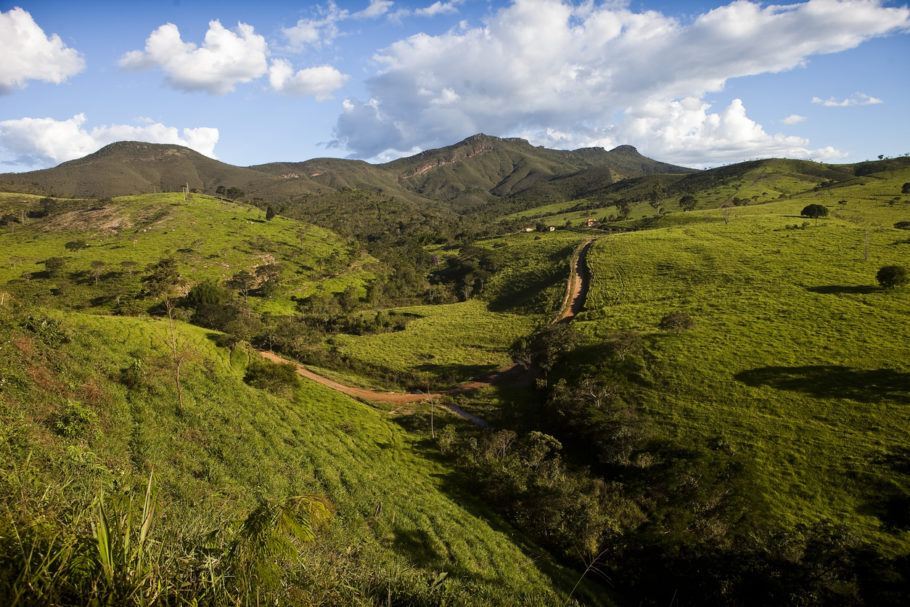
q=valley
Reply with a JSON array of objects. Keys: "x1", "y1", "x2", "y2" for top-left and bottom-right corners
[{"x1": 1, "y1": 136, "x2": 909, "y2": 605}]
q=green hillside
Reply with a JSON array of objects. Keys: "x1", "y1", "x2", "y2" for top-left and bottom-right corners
[
  {"x1": 0, "y1": 303, "x2": 595, "y2": 605},
  {"x1": 0, "y1": 192, "x2": 377, "y2": 315},
  {"x1": 575, "y1": 165, "x2": 910, "y2": 549},
  {"x1": 2, "y1": 144, "x2": 909, "y2": 605}
]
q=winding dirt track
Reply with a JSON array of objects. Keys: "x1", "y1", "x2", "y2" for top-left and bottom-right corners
[
  {"x1": 555, "y1": 239, "x2": 595, "y2": 324},
  {"x1": 258, "y1": 237, "x2": 597, "y2": 426}
]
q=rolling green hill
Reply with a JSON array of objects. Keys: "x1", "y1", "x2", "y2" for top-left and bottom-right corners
[
  {"x1": 2, "y1": 139, "x2": 909, "y2": 605},
  {"x1": 0, "y1": 304, "x2": 591, "y2": 605},
  {"x1": 0, "y1": 192, "x2": 377, "y2": 315},
  {"x1": 573, "y1": 163, "x2": 910, "y2": 550}
]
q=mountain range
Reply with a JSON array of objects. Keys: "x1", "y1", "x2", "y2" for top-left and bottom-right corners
[{"x1": 0, "y1": 134, "x2": 694, "y2": 208}]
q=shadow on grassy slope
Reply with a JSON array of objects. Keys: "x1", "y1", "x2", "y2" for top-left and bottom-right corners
[
  {"x1": 735, "y1": 365, "x2": 910, "y2": 404},
  {"x1": 806, "y1": 285, "x2": 880, "y2": 295}
]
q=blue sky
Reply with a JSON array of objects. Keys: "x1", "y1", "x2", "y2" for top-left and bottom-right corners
[{"x1": 1, "y1": 0, "x2": 908, "y2": 170}]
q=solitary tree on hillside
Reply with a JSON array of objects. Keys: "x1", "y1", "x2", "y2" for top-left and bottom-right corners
[
  {"x1": 265, "y1": 205, "x2": 277, "y2": 221},
  {"x1": 227, "y1": 269, "x2": 257, "y2": 299},
  {"x1": 801, "y1": 204, "x2": 829, "y2": 220},
  {"x1": 648, "y1": 187, "x2": 661, "y2": 210},
  {"x1": 141, "y1": 258, "x2": 182, "y2": 298},
  {"x1": 877, "y1": 265, "x2": 908, "y2": 289},
  {"x1": 43, "y1": 257, "x2": 66, "y2": 277},
  {"x1": 678, "y1": 195, "x2": 697, "y2": 212},
  {"x1": 902, "y1": 182, "x2": 910, "y2": 195}
]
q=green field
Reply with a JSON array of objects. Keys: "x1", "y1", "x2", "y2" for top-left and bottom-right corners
[
  {"x1": 578, "y1": 171, "x2": 910, "y2": 551},
  {"x1": 0, "y1": 304, "x2": 592, "y2": 605},
  {"x1": 333, "y1": 300, "x2": 537, "y2": 384},
  {"x1": 0, "y1": 192, "x2": 377, "y2": 315}
]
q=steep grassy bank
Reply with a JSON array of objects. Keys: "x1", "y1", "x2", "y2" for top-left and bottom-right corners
[{"x1": 0, "y1": 303, "x2": 591, "y2": 605}]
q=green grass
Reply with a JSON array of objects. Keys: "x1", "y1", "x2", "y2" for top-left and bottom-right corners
[
  {"x1": 480, "y1": 230, "x2": 586, "y2": 314},
  {"x1": 0, "y1": 192, "x2": 377, "y2": 315},
  {"x1": 578, "y1": 174, "x2": 910, "y2": 552},
  {"x1": 0, "y1": 304, "x2": 591, "y2": 604},
  {"x1": 330, "y1": 232, "x2": 586, "y2": 386},
  {"x1": 333, "y1": 300, "x2": 538, "y2": 385}
]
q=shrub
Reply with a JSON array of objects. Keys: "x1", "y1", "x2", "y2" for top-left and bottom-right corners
[
  {"x1": 877, "y1": 265, "x2": 908, "y2": 289},
  {"x1": 22, "y1": 315, "x2": 70, "y2": 346},
  {"x1": 902, "y1": 182, "x2": 910, "y2": 194},
  {"x1": 659, "y1": 311, "x2": 696, "y2": 332},
  {"x1": 801, "y1": 204, "x2": 828, "y2": 219},
  {"x1": 64, "y1": 240, "x2": 89, "y2": 251},
  {"x1": 243, "y1": 359, "x2": 300, "y2": 394},
  {"x1": 119, "y1": 356, "x2": 145, "y2": 389},
  {"x1": 43, "y1": 256, "x2": 67, "y2": 277},
  {"x1": 53, "y1": 400, "x2": 97, "y2": 438},
  {"x1": 895, "y1": 221, "x2": 910, "y2": 230},
  {"x1": 678, "y1": 195, "x2": 697, "y2": 211}
]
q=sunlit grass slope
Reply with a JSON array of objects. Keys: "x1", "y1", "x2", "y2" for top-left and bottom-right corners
[
  {"x1": 580, "y1": 177, "x2": 910, "y2": 552},
  {"x1": 0, "y1": 192, "x2": 376, "y2": 314},
  {"x1": 0, "y1": 304, "x2": 586, "y2": 604}
]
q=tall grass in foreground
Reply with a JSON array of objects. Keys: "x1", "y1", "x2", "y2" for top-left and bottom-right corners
[{"x1": 1, "y1": 471, "x2": 332, "y2": 606}]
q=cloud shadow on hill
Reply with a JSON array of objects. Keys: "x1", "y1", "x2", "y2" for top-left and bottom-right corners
[{"x1": 734, "y1": 365, "x2": 910, "y2": 404}]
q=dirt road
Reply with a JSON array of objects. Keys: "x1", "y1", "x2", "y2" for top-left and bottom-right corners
[
  {"x1": 554, "y1": 238, "x2": 595, "y2": 323},
  {"x1": 259, "y1": 350, "x2": 489, "y2": 426},
  {"x1": 258, "y1": 237, "x2": 597, "y2": 426}
]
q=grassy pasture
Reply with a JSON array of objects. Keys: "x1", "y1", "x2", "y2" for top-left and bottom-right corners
[
  {"x1": 333, "y1": 300, "x2": 538, "y2": 385},
  {"x1": 0, "y1": 192, "x2": 377, "y2": 315},
  {"x1": 579, "y1": 176, "x2": 910, "y2": 551},
  {"x1": 0, "y1": 304, "x2": 589, "y2": 604}
]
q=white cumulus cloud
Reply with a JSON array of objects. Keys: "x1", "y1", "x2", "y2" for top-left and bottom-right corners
[
  {"x1": 120, "y1": 20, "x2": 268, "y2": 94},
  {"x1": 620, "y1": 98, "x2": 844, "y2": 165},
  {"x1": 811, "y1": 92, "x2": 883, "y2": 107},
  {"x1": 0, "y1": 114, "x2": 219, "y2": 170},
  {"x1": 782, "y1": 114, "x2": 807, "y2": 125},
  {"x1": 333, "y1": 0, "x2": 909, "y2": 162},
  {"x1": 269, "y1": 59, "x2": 348, "y2": 99},
  {"x1": 0, "y1": 7, "x2": 84, "y2": 93}
]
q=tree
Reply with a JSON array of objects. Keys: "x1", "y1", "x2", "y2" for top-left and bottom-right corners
[
  {"x1": 801, "y1": 204, "x2": 829, "y2": 219},
  {"x1": 678, "y1": 195, "x2": 697, "y2": 212},
  {"x1": 648, "y1": 187, "x2": 661, "y2": 210},
  {"x1": 902, "y1": 182, "x2": 910, "y2": 195},
  {"x1": 877, "y1": 265, "x2": 908, "y2": 289},
  {"x1": 225, "y1": 187, "x2": 245, "y2": 200},
  {"x1": 617, "y1": 200, "x2": 631, "y2": 220},
  {"x1": 338, "y1": 285, "x2": 360, "y2": 313},
  {"x1": 43, "y1": 257, "x2": 66, "y2": 277},
  {"x1": 227, "y1": 269, "x2": 257, "y2": 298},
  {"x1": 265, "y1": 205, "x2": 277, "y2": 221},
  {"x1": 183, "y1": 281, "x2": 239, "y2": 329},
  {"x1": 89, "y1": 260, "x2": 106, "y2": 285},
  {"x1": 141, "y1": 258, "x2": 181, "y2": 297},
  {"x1": 254, "y1": 263, "x2": 282, "y2": 296}
]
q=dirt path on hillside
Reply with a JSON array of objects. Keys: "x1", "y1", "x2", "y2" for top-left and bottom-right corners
[
  {"x1": 555, "y1": 238, "x2": 595, "y2": 323},
  {"x1": 259, "y1": 350, "x2": 490, "y2": 426},
  {"x1": 257, "y1": 237, "x2": 597, "y2": 427}
]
